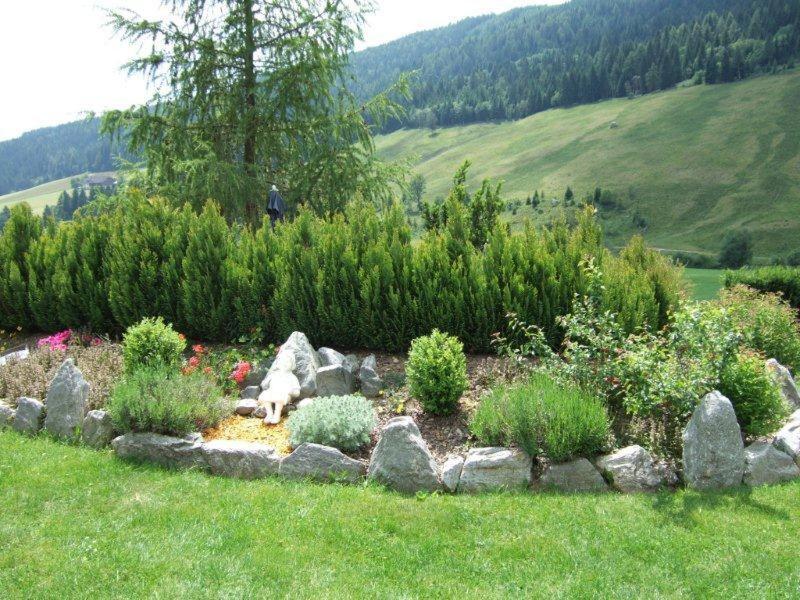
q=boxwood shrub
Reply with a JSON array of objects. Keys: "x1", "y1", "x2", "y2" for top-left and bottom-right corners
[{"x1": 406, "y1": 330, "x2": 468, "y2": 415}]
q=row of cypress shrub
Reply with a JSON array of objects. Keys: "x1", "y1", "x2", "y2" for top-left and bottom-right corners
[
  {"x1": 0, "y1": 195, "x2": 683, "y2": 351},
  {"x1": 724, "y1": 266, "x2": 800, "y2": 310}
]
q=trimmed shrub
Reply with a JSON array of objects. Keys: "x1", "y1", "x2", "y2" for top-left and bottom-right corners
[
  {"x1": 107, "y1": 368, "x2": 230, "y2": 436},
  {"x1": 0, "y1": 203, "x2": 41, "y2": 329},
  {"x1": 286, "y1": 395, "x2": 377, "y2": 452},
  {"x1": 121, "y1": 317, "x2": 186, "y2": 374},
  {"x1": 406, "y1": 330, "x2": 468, "y2": 415},
  {"x1": 719, "y1": 351, "x2": 788, "y2": 437},
  {"x1": 724, "y1": 266, "x2": 800, "y2": 310},
  {"x1": 471, "y1": 372, "x2": 610, "y2": 462}
]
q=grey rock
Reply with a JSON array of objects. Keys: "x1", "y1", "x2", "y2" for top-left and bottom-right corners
[
  {"x1": 359, "y1": 354, "x2": 383, "y2": 398},
  {"x1": 318, "y1": 347, "x2": 346, "y2": 367},
  {"x1": 280, "y1": 443, "x2": 365, "y2": 484},
  {"x1": 44, "y1": 359, "x2": 89, "y2": 441},
  {"x1": 539, "y1": 458, "x2": 608, "y2": 493},
  {"x1": 240, "y1": 386, "x2": 260, "y2": 400},
  {"x1": 263, "y1": 332, "x2": 320, "y2": 399},
  {"x1": 243, "y1": 360, "x2": 272, "y2": 388},
  {"x1": 0, "y1": 401, "x2": 15, "y2": 429},
  {"x1": 13, "y1": 397, "x2": 44, "y2": 435},
  {"x1": 743, "y1": 442, "x2": 800, "y2": 486},
  {"x1": 344, "y1": 354, "x2": 359, "y2": 374},
  {"x1": 202, "y1": 440, "x2": 280, "y2": 479},
  {"x1": 595, "y1": 445, "x2": 668, "y2": 493},
  {"x1": 296, "y1": 398, "x2": 316, "y2": 410},
  {"x1": 315, "y1": 364, "x2": 356, "y2": 397},
  {"x1": 766, "y1": 359, "x2": 800, "y2": 410},
  {"x1": 112, "y1": 433, "x2": 205, "y2": 470},
  {"x1": 458, "y1": 447, "x2": 532, "y2": 493},
  {"x1": 368, "y1": 416, "x2": 440, "y2": 493},
  {"x1": 235, "y1": 398, "x2": 258, "y2": 416},
  {"x1": 682, "y1": 391, "x2": 745, "y2": 490},
  {"x1": 773, "y1": 410, "x2": 800, "y2": 463},
  {"x1": 441, "y1": 456, "x2": 465, "y2": 493},
  {"x1": 0, "y1": 348, "x2": 29, "y2": 367},
  {"x1": 253, "y1": 405, "x2": 267, "y2": 419},
  {"x1": 82, "y1": 410, "x2": 115, "y2": 448}
]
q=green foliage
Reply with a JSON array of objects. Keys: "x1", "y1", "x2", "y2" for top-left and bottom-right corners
[
  {"x1": 471, "y1": 372, "x2": 610, "y2": 462},
  {"x1": 121, "y1": 317, "x2": 186, "y2": 374},
  {"x1": 286, "y1": 395, "x2": 377, "y2": 452},
  {"x1": 724, "y1": 266, "x2": 800, "y2": 310},
  {"x1": 107, "y1": 368, "x2": 229, "y2": 436},
  {"x1": 719, "y1": 350, "x2": 788, "y2": 437},
  {"x1": 718, "y1": 230, "x2": 753, "y2": 268},
  {"x1": 406, "y1": 330, "x2": 468, "y2": 415},
  {"x1": 0, "y1": 204, "x2": 41, "y2": 329}
]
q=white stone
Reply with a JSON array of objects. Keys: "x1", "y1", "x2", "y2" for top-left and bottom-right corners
[
  {"x1": 773, "y1": 410, "x2": 800, "y2": 463},
  {"x1": 0, "y1": 348, "x2": 29, "y2": 367},
  {"x1": 82, "y1": 410, "x2": 115, "y2": 448},
  {"x1": 743, "y1": 442, "x2": 800, "y2": 486},
  {"x1": 766, "y1": 359, "x2": 800, "y2": 410},
  {"x1": 263, "y1": 332, "x2": 320, "y2": 399},
  {"x1": 280, "y1": 443, "x2": 365, "y2": 484},
  {"x1": 458, "y1": 447, "x2": 532, "y2": 493},
  {"x1": 13, "y1": 397, "x2": 44, "y2": 435},
  {"x1": 44, "y1": 359, "x2": 89, "y2": 441},
  {"x1": 235, "y1": 399, "x2": 258, "y2": 416},
  {"x1": 112, "y1": 433, "x2": 205, "y2": 470},
  {"x1": 595, "y1": 445, "x2": 668, "y2": 493},
  {"x1": 368, "y1": 417, "x2": 440, "y2": 493},
  {"x1": 0, "y1": 401, "x2": 15, "y2": 429},
  {"x1": 441, "y1": 456, "x2": 465, "y2": 493},
  {"x1": 315, "y1": 364, "x2": 356, "y2": 397},
  {"x1": 539, "y1": 458, "x2": 608, "y2": 493},
  {"x1": 202, "y1": 440, "x2": 280, "y2": 479}
]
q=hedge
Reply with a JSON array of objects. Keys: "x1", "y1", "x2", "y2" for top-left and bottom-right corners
[
  {"x1": 0, "y1": 199, "x2": 683, "y2": 352},
  {"x1": 724, "y1": 266, "x2": 800, "y2": 310}
]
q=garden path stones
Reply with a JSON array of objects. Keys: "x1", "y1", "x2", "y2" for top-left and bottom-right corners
[
  {"x1": 766, "y1": 359, "x2": 800, "y2": 410},
  {"x1": 235, "y1": 398, "x2": 258, "y2": 416},
  {"x1": 773, "y1": 410, "x2": 800, "y2": 464},
  {"x1": 12, "y1": 397, "x2": 44, "y2": 435},
  {"x1": 112, "y1": 432, "x2": 206, "y2": 470},
  {"x1": 595, "y1": 445, "x2": 668, "y2": 493},
  {"x1": 315, "y1": 364, "x2": 356, "y2": 397},
  {"x1": 368, "y1": 416, "x2": 440, "y2": 493},
  {"x1": 264, "y1": 332, "x2": 320, "y2": 399},
  {"x1": 0, "y1": 401, "x2": 15, "y2": 429},
  {"x1": 441, "y1": 456, "x2": 464, "y2": 493},
  {"x1": 280, "y1": 443, "x2": 365, "y2": 484},
  {"x1": 359, "y1": 355, "x2": 383, "y2": 398},
  {"x1": 82, "y1": 410, "x2": 115, "y2": 449},
  {"x1": 682, "y1": 391, "x2": 745, "y2": 490},
  {"x1": 458, "y1": 447, "x2": 532, "y2": 493},
  {"x1": 202, "y1": 440, "x2": 280, "y2": 479},
  {"x1": 44, "y1": 358, "x2": 89, "y2": 441},
  {"x1": 539, "y1": 458, "x2": 608, "y2": 493},
  {"x1": 743, "y1": 442, "x2": 800, "y2": 486}
]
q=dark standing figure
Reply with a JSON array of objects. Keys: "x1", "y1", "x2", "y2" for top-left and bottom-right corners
[{"x1": 267, "y1": 185, "x2": 286, "y2": 228}]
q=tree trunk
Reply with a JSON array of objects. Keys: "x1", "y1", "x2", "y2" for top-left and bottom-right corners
[{"x1": 243, "y1": 0, "x2": 258, "y2": 225}]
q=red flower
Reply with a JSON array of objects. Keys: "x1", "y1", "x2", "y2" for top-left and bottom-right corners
[
  {"x1": 230, "y1": 361, "x2": 252, "y2": 384},
  {"x1": 192, "y1": 344, "x2": 206, "y2": 355},
  {"x1": 203, "y1": 366, "x2": 213, "y2": 375},
  {"x1": 188, "y1": 356, "x2": 200, "y2": 368}
]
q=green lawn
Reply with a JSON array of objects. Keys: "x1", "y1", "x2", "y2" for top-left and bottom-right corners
[
  {"x1": 1, "y1": 432, "x2": 799, "y2": 598},
  {"x1": 684, "y1": 268, "x2": 724, "y2": 301},
  {"x1": 0, "y1": 172, "x2": 115, "y2": 215}
]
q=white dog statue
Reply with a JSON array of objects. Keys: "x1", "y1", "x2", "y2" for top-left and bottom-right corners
[{"x1": 258, "y1": 352, "x2": 301, "y2": 424}]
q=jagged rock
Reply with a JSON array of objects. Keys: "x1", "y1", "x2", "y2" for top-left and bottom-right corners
[
  {"x1": 441, "y1": 456, "x2": 465, "y2": 493},
  {"x1": 240, "y1": 386, "x2": 260, "y2": 400},
  {"x1": 235, "y1": 399, "x2": 258, "y2": 416},
  {"x1": 539, "y1": 458, "x2": 608, "y2": 493},
  {"x1": 44, "y1": 359, "x2": 89, "y2": 441},
  {"x1": 263, "y1": 332, "x2": 320, "y2": 399},
  {"x1": 0, "y1": 401, "x2": 15, "y2": 429},
  {"x1": 202, "y1": 441, "x2": 280, "y2": 479},
  {"x1": 458, "y1": 447, "x2": 532, "y2": 493},
  {"x1": 315, "y1": 364, "x2": 356, "y2": 397},
  {"x1": 682, "y1": 391, "x2": 745, "y2": 490},
  {"x1": 743, "y1": 442, "x2": 800, "y2": 486},
  {"x1": 82, "y1": 410, "x2": 115, "y2": 449},
  {"x1": 112, "y1": 433, "x2": 206, "y2": 470},
  {"x1": 359, "y1": 354, "x2": 383, "y2": 398},
  {"x1": 13, "y1": 397, "x2": 44, "y2": 435},
  {"x1": 280, "y1": 443, "x2": 365, "y2": 484},
  {"x1": 766, "y1": 359, "x2": 800, "y2": 410},
  {"x1": 368, "y1": 416, "x2": 440, "y2": 493},
  {"x1": 773, "y1": 410, "x2": 800, "y2": 463},
  {"x1": 595, "y1": 445, "x2": 669, "y2": 493},
  {"x1": 318, "y1": 347, "x2": 346, "y2": 367}
]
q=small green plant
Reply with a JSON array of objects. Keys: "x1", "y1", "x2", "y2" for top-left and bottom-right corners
[
  {"x1": 287, "y1": 395, "x2": 377, "y2": 452},
  {"x1": 121, "y1": 317, "x2": 186, "y2": 374},
  {"x1": 719, "y1": 350, "x2": 788, "y2": 437},
  {"x1": 107, "y1": 368, "x2": 230, "y2": 436},
  {"x1": 406, "y1": 329, "x2": 468, "y2": 415},
  {"x1": 471, "y1": 372, "x2": 610, "y2": 462}
]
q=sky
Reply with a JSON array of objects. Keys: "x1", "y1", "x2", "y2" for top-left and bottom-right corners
[{"x1": 0, "y1": 0, "x2": 563, "y2": 142}]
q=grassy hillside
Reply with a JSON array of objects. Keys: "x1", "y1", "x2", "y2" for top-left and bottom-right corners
[
  {"x1": 0, "y1": 172, "x2": 115, "y2": 215},
  {"x1": 376, "y1": 71, "x2": 800, "y2": 257}
]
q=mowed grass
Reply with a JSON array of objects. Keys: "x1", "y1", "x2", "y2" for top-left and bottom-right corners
[
  {"x1": 1, "y1": 431, "x2": 800, "y2": 598},
  {"x1": 684, "y1": 268, "x2": 724, "y2": 301},
  {"x1": 0, "y1": 172, "x2": 115, "y2": 215},
  {"x1": 377, "y1": 71, "x2": 800, "y2": 257}
]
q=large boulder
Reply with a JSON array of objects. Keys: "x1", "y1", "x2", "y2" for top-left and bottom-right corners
[
  {"x1": 0, "y1": 401, "x2": 15, "y2": 429},
  {"x1": 315, "y1": 364, "x2": 356, "y2": 397},
  {"x1": 539, "y1": 458, "x2": 608, "y2": 493},
  {"x1": 264, "y1": 332, "x2": 320, "y2": 399},
  {"x1": 368, "y1": 417, "x2": 440, "y2": 493},
  {"x1": 280, "y1": 443, "x2": 365, "y2": 484},
  {"x1": 766, "y1": 359, "x2": 800, "y2": 410},
  {"x1": 202, "y1": 441, "x2": 280, "y2": 479},
  {"x1": 82, "y1": 410, "x2": 115, "y2": 449},
  {"x1": 595, "y1": 445, "x2": 670, "y2": 493},
  {"x1": 743, "y1": 442, "x2": 800, "y2": 486},
  {"x1": 773, "y1": 410, "x2": 800, "y2": 464},
  {"x1": 441, "y1": 456, "x2": 465, "y2": 493},
  {"x1": 359, "y1": 354, "x2": 383, "y2": 398},
  {"x1": 13, "y1": 397, "x2": 44, "y2": 435},
  {"x1": 112, "y1": 432, "x2": 206, "y2": 470},
  {"x1": 235, "y1": 398, "x2": 258, "y2": 416},
  {"x1": 458, "y1": 447, "x2": 532, "y2": 493},
  {"x1": 44, "y1": 359, "x2": 89, "y2": 441},
  {"x1": 682, "y1": 391, "x2": 745, "y2": 490}
]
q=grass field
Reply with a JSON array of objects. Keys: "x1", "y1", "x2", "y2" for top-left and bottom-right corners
[
  {"x1": 684, "y1": 268, "x2": 725, "y2": 301},
  {"x1": 377, "y1": 71, "x2": 800, "y2": 258},
  {"x1": 1, "y1": 431, "x2": 800, "y2": 598},
  {"x1": 0, "y1": 172, "x2": 115, "y2": 215}
]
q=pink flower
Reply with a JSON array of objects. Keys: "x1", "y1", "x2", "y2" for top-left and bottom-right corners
[
  {"x1": 37, "y1": 330, "x2": 72, "y2": 351},
  {"x1": 188, "y1": 356, "x2": 200, "y2": 368}
]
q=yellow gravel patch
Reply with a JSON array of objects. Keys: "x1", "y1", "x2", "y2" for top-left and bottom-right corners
[{"x1": 203, "y1": 415, "x2": 292, "y2": 456}]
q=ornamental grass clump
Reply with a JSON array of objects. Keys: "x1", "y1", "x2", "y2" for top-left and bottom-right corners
[
  {"x1": 406, "y1": 330, "x2": 468, "y2": 415},
  {"x1": 121, "y1": 317, "x2": 186, "y2": 374},
  {"x1": 287, "y1": 395, "x2": 377, "y2": 452}
]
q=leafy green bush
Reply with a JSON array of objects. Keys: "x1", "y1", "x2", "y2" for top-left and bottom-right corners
[
  {"x1": 719, "y1": 351, "x2": 788, "y2": 437},
  {"x1": 107, "y1": 368, "x2": 230, "y2": 436},
  {"x1": 724, "y1": 266, "x2": 800, "y2": 309},
  {"x1": 471, "y1": 372, "x2": 610, "y2": 462},
  {"x1": 406, "y1": 330, "x2": 468, "y2": 415},
  {"x1": 286, "y1": 395, "x2": 377, "y2": 452},
  {"x1": 121, "y1": 317, "x2": 186, "y2": 374}
]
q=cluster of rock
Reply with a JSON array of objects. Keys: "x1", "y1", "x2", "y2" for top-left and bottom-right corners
[{"x1": 234, "y1": 332, "x2": 384, "y2": 424}]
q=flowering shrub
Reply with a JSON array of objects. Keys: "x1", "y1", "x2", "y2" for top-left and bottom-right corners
[
  {"x1": 37, "y1": 330, "x2": 73, "y2": 351},
  {"x1": 182, "y1": 344, "x2": 271, "y2": 394},
  {"x1": 230, "y1": 361, "x2": 252, "y2": 385}
]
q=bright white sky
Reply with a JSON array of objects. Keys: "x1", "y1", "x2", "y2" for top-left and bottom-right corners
[{"x1": 0, "y1": 0, "x2": 562, "y2": 142}]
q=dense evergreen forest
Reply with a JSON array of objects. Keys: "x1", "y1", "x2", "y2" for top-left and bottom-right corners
[{"x1": 351, "y1": 0, "x2": 800, "y2": 130}]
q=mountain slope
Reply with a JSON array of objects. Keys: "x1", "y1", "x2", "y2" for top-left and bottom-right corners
[{"x1": 376, "y1": 70, "x2": 800, "y2": 257}]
